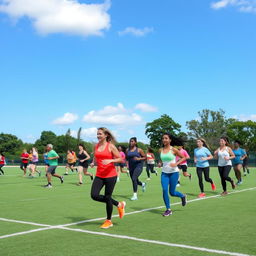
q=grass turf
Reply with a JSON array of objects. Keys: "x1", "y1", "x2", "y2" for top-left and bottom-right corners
[{"x1": 0, "y1": 166, "x2": 255, "y2": 256}]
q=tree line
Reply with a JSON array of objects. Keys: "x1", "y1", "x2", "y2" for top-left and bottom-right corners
[{"x1": 1, "y1": 109, "x2": 256, "y2": 161}]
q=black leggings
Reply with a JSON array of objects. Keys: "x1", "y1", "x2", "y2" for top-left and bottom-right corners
[
  {"x1": 91, "y1": 176, "x2": 118, "y2": 220},
  {"x1": 196, "y1": 167, "x2": 213, "y2": 193},
  {"x1": 218, "y1": 165, "x2": 233, "y2": 192},
  {"x1": 129, "y1": 163, "x2": 143, "y2": 192},
  {"x1": 146, "y1": 164, "x2": 156, "y2": 178},
  {"x1": 0, "y1": 165, "x2": 4, "y2": 175}
]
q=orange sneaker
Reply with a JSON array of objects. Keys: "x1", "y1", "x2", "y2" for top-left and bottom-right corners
[
  {"x1": 100, "y1": 219, "x2": 113, "y2": 229},
  {"x1": 198, "y1": 193, "x2": 206, "y2": 198},
  {"x1": 211, "y1": 183, "x2": 216, "y2": 191},
  {"x1": 117, "y1": 201, "x2": 126, "y2": 219}
]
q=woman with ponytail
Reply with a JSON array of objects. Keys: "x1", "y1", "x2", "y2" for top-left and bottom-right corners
[
  {"x1": 158, "y1": 133, "x2": 187, "y2": 216},
  {"x1": 194, "y1": 138, "x2": 216, "y2": 198}
]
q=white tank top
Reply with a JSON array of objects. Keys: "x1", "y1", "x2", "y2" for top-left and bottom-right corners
[{"x1": 218, "y1": 147, "x2": 232, "y2": 166}]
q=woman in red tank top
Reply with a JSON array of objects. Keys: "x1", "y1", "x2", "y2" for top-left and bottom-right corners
[{"x1": 90, "y1": 127, "x2": 126, "y2": 229}]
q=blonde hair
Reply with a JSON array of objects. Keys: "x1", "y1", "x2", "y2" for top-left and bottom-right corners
[{"x1": 98, "y1": 127, "x2": 116, "y2": 144}]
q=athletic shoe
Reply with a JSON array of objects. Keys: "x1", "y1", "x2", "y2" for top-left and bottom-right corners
[
  {"x1": 64, "y1": 173, "x2": 68, "y2": 176},
  {"x1": 221, "y1": 191, "x2": 228, "y2": 196},
  {"x1": 100, "y1": 220, "x2": 113, "y2": 229},
  {"x1": 90, "y1": 175, "x2": 94, "y2": 181},
  {"x1": 130, "y1": 195, "x2": 138, "y2": 201},
  {"x1": 198, "y1": 193, "x2": 206, "y2": 198},
  {"x1": 77, "y1": 182, "x2": 83, "y2": 186},
  {"x1": 155, "y1": 170, "x2": 158, "y2": 176},
  {"x1": 162, "y1": 210, "x2": 172, "y2": 216},
  {"x1": 117, "y1": 201, "x2": 126, "y2": 219},
  {"x1": 142, "y1": 182, "x2": 146, "y2": 192},
  {"x1": 181, "y1": 195, "x2": 187, "y2": 206},
  {"x1": 60, "y1": 176, "x2": 64, "y2": 184},
  {"x1": 243, "y1": 172, "x2": 247, "y2": 177},
  {"x1": 126, "y1": 170, "x2": 130, "y2": 177},
  {"x1": 231, "y1": 180, "x2": 236, "y2": 189},
  {"x1": 236, "y1": 181, "x2": 243, "y2": 185},
  {"x1": 247, "y1": 169, "x2": 250, "y2": 174},
  {"x1": 146, "y1": 178, "x2": 151, "y2": 181},
  {"x1": 44, "y1": 184, "x2": 52, "y2": 188},
  {"x1": 189, "y1": 174, "x2": 192, "y2": 181},
  {"x1": 38, "y1": 171, "x2": 41, "y2": 177},
  {"x1": 117, "y1": 177, "x2": 120, "y2": 182},
  {"x1": 176, "y1": 183, "x2": 180, "y2": 187},
  {"x1": 211, "y1": 183, "x2": 216, "y2": 191}
]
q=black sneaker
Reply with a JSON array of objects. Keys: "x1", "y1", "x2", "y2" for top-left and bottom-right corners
[
  {"x1": 181, "y1": 195, "x2": 187, "y2": 206},
  {"x1": 44, "y1": 184, "x2": 52, "y2": 188},
  {"x1": 90, "y1": 175, "x2": 94, "y2": 181},
  {"x1": 189, "y1": 174, "x2": 192, "y2": 180},
  {"x1": 247, "y1": 169, "x2": 250, "y2": 174},
  {"x1": 60, "y1": 176, "x2": 64, "y2": 184}
]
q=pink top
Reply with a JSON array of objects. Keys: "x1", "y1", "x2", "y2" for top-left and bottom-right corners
[
  {"x1": 176, "y1": 148, "x2": 190, "y2": 165},
  {"x1": 119, "y1": 151, "x2": 126, "y2": 163}
]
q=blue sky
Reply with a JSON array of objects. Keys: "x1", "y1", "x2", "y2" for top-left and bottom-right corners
[{"x1": 0, "y1": 0, "x2": 255, "y2": 143}]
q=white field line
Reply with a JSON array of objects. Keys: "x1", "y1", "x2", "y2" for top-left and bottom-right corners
[
  {"x1": 0, "y1": 217, "x2": 50, "y2": 227},
  {"x1": 58, "y1": 226, "x2": 253, "y2": 256},
  {"x1": 62, "y1": 186, "x2": 256, "y2": 227}
]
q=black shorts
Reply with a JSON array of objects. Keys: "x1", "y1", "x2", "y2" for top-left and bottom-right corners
[
  {"x1": 67, "y1": 162, "x2": 76, "y2": 168},
  {"x1": 178, "y1": 165, "x2": 188, "y2": 172},
  {"x1": 78, "y1": 161, "x2": 89, "y2": 168},
  {"x1": 45, "y1": 163, "x2": 50, "y2": 167},
  {"x1": 47, "y1": 166, "x2": 57, "y2": 174},
  {"x1": 115, "y1": 163, "x2": 126, "y2": 168},
  {"x1": 243, "y1": 158, "x2": 248, "y2": 166},
  {"x1": 0, "y1": 164, "x2": 4, "y2": 168},
  {"x1": 20, "y1": 163, "x2": 28, "y2": 169}
]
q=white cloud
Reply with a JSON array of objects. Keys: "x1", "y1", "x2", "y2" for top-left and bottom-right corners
[
  {"x1": 233, "y1": 114, "x2": 256, "y2": 121},
  {"x1": 82, "y1": 103, "x2": 143, "y2": 126},
  {"x1": 53, "y1": 112, "x2": 78, "y2": 125},
  {"x1": 211, "y1": 0, "x2": 256, "y2": 13},
  {"x1": 118, "y1": 27, "x2": 154, "y2": 37},
  {"x1": 0, "y1": 0, "x2": 111, "y2": 36},
  {"x1": 135, "y1": 103, "x2": 158, "y2": 113},
  {"x1": 71, "y1": 127, "x2": 97, "y2": 139}
]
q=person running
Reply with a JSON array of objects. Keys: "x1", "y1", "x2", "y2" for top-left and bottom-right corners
[
  {"x1": 64, "y1": 150, "x2": 77, "y2": 175},
  {"x1": 126, "y1": 137, "x2": 147, "y2": 201},
  {"x1": 194, "y1": 138, "x2": 216, "y2": 198},
  {"x1": 214, "y1": 136, "x2": 236, "y2": 196},
  {"x1": 242, "y1": 148, "x2": 250, "y2": 176},
  {"x1": 44, "y1": 144, "x2": 64, "y2": 188},
  {"x1": 116, "y1": 145, "x2": 129, "y2": 182},
  {"x1": 232, "y1": 140, "x2": 247, "y2": 185},
  {"x1": 77, "y1": 144, "x2": 93, "y2": 185},
  {"x1": 176, "y1": 145, "x2": 191, "y2": 183},
  {"x1": 30, "y1": 147, "x2": 41, "y2": 177},
  {"x1": 0, "y1": 153, "x2": 5, "y2": 175},
  {"x1": 20, "y1": 149, "x2": 29, "y2": 176},
  {"x1": 158, "y1": 133, "x2": 187, "y2": 216},
  {"x1": 145, "y1": 147, "x2": 157, "y2": 181},
  {"x1": 90, "y1": 127, "x2": 126, "y2": 229}
]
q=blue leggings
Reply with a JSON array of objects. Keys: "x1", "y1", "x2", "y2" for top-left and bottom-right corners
[{"x1": 161, "y1": 172, "x2": 184, "y2": 209}]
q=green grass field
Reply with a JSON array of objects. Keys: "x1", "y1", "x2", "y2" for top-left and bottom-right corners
[{"x1": 0, "y1": 166, "x2": 256, "y2": 256}]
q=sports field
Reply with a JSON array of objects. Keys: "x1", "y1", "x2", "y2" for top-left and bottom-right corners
[{"x1": 0, "y1": 166, "x2": 255, "y2": 256}]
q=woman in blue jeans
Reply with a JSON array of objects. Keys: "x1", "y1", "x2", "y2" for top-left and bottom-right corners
[{"x1": 158, "y1": 133, "x2": 187, "y2": 216}]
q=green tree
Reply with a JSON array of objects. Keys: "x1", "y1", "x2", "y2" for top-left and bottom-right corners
[
  {"x1": 227, "y1": 120, "x2": 256, "y2": 152},
  {"x1": 145, "y1": 114, "x2": 181, "y2": 149},
  {"x1": 34, "y1": 131, "x2": 57, "y2": 153},
  {"x1": 186, "y1": 109, "x2": 235, "y2": 150},
  {"x1": 0, "y1": 133, "x2": 23, "y2": 154}
]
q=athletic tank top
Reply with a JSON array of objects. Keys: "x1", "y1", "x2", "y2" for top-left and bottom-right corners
[
  {"x1": 32, "y1": 154, "x2": 38, "y2": 163},
  {"x1": 218, "y1": 147, "x2": 232, "y2": 167},
  {"x1": 0, "y1": 156, "x2": 5, "y2": 165},
  {"x1": 94, "y1": 142, "x2": 117, "y2": 178},
  {"x1": 146, "y1": 153, "x2": 155, "y2": 164},
  {"x1": 77, "y1": 151, "x2": 86, "y2": 160},
  {"x1": 160, "y1": 148, "x2": 178, "y2": 174},
  {"x1": 126, "y1": 148, "x2": 143, "y2": 166}
]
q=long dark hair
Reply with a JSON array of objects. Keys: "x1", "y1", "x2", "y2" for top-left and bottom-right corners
[
  {"x1": 129, "y1": 137, "x2": 138, "y2": 149},
  {"x1": 162, "y1": 133, "x2": 184, "y2": 147},
  {"x1": 147, "y1": 147, "x2": 154, "y2": 153},
  {"x1": 220, "y1": 136, "x2": 230, "y2": 147}
]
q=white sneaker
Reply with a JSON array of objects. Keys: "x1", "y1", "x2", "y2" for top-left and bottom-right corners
[
  {"x1": 130, "y1": 195, "x2": 138, "y2": 201},
  {"x1": 117, "y1": 177, "x2": 120, "y2": 182},
  {"x1": 176, "y1": 183, "x2": 180, "y2": 187}
]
